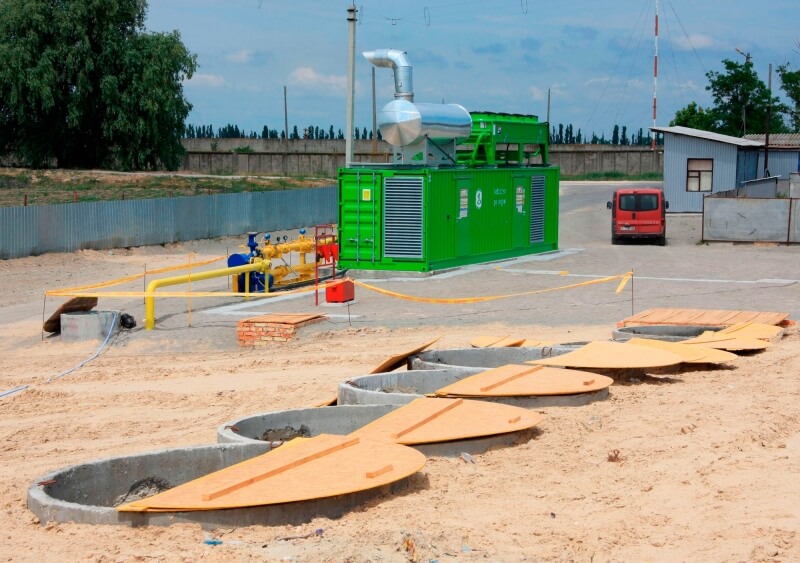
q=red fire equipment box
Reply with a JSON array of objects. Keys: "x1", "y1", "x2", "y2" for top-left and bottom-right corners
[{"x1": 326, "y1": 280, "x2": 355, "y2": 303}]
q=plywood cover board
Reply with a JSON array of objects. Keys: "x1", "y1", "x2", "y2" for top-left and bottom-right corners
[
  {"x1": 117, "y1": 434, "x2": 425, "y2": 512},
  {"x1": 718, "y1": 322, "x2": 783, "y2": 340},
  {"x1": 370, "y1": 337, "x2": 441, "y2": 374},
  {"x1": 244, "y1": 313, "x2": 325, "y2": 325},
  {"x1": 625, "y1": 337, "x2": 736, "y2": 364},
  {"x1": 681, "y1": 331, "x2": 771, "y2": 351},
  {"x1": 433, "y1": 364, "x2": 612, "y2": 397},
  {"x1": 470, "y1": 336, "x2": 508, "y2": 348},
  {"x1": 530, "y1": 341, "x2": 683, "y2": 369},
  {"x1": 620, "y1": 308, "x2": 788, "y2": 327},
  {"x1": 352, "y1": 397, "x2": 541, "y2": 444}
]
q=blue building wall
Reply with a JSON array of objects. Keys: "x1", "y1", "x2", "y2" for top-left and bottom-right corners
[{"x1": 662, "y1": 134, "x2": 741, "y2": 213}]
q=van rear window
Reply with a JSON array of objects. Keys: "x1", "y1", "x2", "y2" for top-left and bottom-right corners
[
  {"x1": 619, "y1": 194, "x2": 636, "y2": 211},
  {"x1": 618, "y1": 193, "x2": 659, "y2": 211},
  {"x1": 639, "y1": 194, "x2": 658, "y2": 211}
]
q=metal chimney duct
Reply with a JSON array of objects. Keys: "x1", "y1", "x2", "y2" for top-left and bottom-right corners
[{"x1": 363, "y1": 49, "x2": 414, "y2": 102}]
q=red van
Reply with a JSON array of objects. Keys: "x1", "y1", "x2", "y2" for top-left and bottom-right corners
[{"x1": 606, "y1": 188, "x2": 668, "y2": 246}]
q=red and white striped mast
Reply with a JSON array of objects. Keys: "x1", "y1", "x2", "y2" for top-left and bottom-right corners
[{"x1": 651, "y1": 0, "x2": 659, "y2": 149}]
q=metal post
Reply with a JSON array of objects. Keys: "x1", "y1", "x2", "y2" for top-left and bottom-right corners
[
  {"x1": 283, "y1": 85, "x2": 289, "y2": 141},
  {"x1": 765, "y1": 63, "x2": 772, "y2": 177},
  {"x1": 651, "y1": 0, "x2": 659, "y2": 150},
  {"x1": 371, "y1": 67, "x2": 378, "y2": 160},
  {"x1": 345, "y1": 4, "x2": 357, "y2": 166}
]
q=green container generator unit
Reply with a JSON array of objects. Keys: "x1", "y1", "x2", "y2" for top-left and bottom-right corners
[{"x1": 338, "y1": 48, "x2": 559, "y2": 273}]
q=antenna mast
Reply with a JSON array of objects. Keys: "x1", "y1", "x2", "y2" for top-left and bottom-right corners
[{"x1": 651, "y1": 0, "x2": 659, "y2": 150}]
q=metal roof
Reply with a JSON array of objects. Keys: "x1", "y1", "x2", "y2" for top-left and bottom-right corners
[
  {"x1": 651, "y1": 126, "x2": 763, "y2": 147},
  {"x1": 744, "y1": 133, "x2": 800, "y2": 149}
]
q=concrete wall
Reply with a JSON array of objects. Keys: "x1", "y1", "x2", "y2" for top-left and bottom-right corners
[
  {"x1": 180, "y1": 140, "x2": 664, "y2": 178},
  {"x1": 702, "y1": 196, "x2": 799, "y2": 243},
  {"x1": 548, "y1": 145, "x2": 663, "y2": 177}
]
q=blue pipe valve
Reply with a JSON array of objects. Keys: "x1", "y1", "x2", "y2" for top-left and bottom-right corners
[{"x1": 246, "y1": 232, "x2": 259, "y2": 255}]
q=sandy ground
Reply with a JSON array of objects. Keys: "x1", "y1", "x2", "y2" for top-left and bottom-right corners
[{"x1": 2, "y1": 184, "x2": 800, "y2": 562}]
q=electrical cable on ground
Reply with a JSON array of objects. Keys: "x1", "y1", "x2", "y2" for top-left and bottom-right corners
[
  {"x1": 3, "y1": 312, "x2": 121, "y2": 400},
  {"x1": 47, "y1": 312, "x2": 119, "y2": 384}
]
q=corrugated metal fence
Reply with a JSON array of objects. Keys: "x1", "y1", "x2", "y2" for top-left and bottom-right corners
[{"x1": 0, "y1": 186, "x2": 337, "y2": 260}]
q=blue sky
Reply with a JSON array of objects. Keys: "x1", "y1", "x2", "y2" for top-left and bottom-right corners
[{"x1": 146, "y1": 0, "x2": 800, "y2": 139}]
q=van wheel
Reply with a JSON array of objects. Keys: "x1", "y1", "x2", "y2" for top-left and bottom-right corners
[
  {"x1": 611, "y1": 235, "x2": 620, "y2": 245},
  {"x1": 657, "y1": 235, "x2": 666, "y2": 246}
]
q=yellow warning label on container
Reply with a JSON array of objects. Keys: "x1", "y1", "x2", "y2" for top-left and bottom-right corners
[{"x1": 362, "y1": 188, "x2": 372, "y2": 201}]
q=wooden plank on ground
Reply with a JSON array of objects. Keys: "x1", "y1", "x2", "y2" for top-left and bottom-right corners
[{"x1": 619, "y1": 308, "x2": 789, "y2": 327}]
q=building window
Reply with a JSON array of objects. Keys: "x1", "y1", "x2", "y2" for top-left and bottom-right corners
[{"x1": 687, "y1": 159, "x2": 713, "y2": 192}]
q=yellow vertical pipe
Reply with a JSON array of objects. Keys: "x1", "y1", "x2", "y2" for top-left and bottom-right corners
[{"x1": 144, "y1": 262, "x2": 266, "y2": 330}]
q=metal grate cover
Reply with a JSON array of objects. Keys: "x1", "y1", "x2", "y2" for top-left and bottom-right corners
[
  {"x1": 530, "y1": 175, "x2": 545, "y2": 243},
  {"x1": 384, "y1": 177, "x2": 424, "y2": 259}
]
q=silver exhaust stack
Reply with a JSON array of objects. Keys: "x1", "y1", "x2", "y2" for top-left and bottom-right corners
[{"x1": 363, "y1": 49, "x2": 414, "y2": 102}]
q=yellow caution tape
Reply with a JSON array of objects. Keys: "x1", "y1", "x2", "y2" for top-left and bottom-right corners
[
  {"x1": 350, "y1": 272, "x2": 632, "y2": 305},
  {"x1": 46, "y1": 285, "x2": 324, "y2": 299},
  {"x1": 47, "y1": 255, "x2": 226, "y2": 294},
  {"x1": 614, "y1": 271, "x2": 633, "y2": 293}
]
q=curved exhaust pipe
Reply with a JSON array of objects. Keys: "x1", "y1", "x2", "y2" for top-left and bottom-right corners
[{"x1": 363, "y1": 49, "x2": 414, "y2": 102}]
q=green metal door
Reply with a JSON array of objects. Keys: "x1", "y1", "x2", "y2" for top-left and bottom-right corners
[{"x1": 339, "y1": 171, "x2": 382, "y2": 264}]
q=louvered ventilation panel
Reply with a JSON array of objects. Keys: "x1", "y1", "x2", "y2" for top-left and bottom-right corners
[
  {"x1": 384, "y1": 177, "x2": 424, "y2": 259},
  {"x1": 530, "y1": 175, "x2": 545, "y2": 243}
]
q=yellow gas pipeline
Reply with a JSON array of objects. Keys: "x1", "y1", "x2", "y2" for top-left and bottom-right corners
[{"x1": 144, "y1": 260, "x2": 269, "y2": 330}]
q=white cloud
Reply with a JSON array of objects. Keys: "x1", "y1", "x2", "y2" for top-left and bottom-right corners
[
  {"x1": 585, "y1": 76, "x2": 610, "y2": 86},
  {"x1": 186, "y1": 73, "x2": 225, "y2": 87},
  {"x1": 227, "y1": 50, "x2": 253, "y2": 64},
  {"x1": 529, "y1": 86, "x2": 547, "y2": 101},
  {"x1": 289, "y1": 67, "x2": 347, "y2": 92},
  {"x1": 673, "y1": 34, "x2": 715, "y2": 51}
]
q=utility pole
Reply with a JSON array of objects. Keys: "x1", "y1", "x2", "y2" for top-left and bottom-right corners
[
  {"x1": 283, "y1": 85, "x2": 289, "y2": 141},
  {"x1": 345, "y1": 4, "x2": 358, "y2": 166},
  {"x1": 735, "y1": 48, "x2": 751, "y2": 136},
  {"x1": 651, "y1": 0, "x2": 659, "y2": 150},
  {"x1": 765, "y1": 63, "x2": 772, "y2": 177}
]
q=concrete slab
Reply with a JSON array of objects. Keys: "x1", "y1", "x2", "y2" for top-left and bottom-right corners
[
  {"x1": 60, "y1": 311, "x2": 119, "y2": 342},
  {"x1": 28, "y1": 442, "x2": 415, "y2": 528}
]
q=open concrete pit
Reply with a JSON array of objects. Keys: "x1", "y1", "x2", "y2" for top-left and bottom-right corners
[
  {"x1": 217, "y1": 403, "x2": 536, "y2": 457},
  {"x1": 28, "y1": 442, "x2": 418, "y2": 528},
  {"x1": 218, "y1": 405, "x2": 398, "y2": 445},
  {"x1": 338, "y1": 366, "x2": 609, "y2": 409},
  {"x1": 410, "y1": 344, "x2": 583, "y2": 371},
  {"x1": 612, "y1": 324, "x2": 723, "y2": 342}
]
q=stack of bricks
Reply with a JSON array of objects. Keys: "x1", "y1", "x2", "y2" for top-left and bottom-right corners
[{"x1": 237, "y1": 313, "x2": 325, "y2": 346}]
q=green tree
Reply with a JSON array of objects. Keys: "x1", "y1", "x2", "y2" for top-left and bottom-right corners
[
  {"x1": 0, "y1": 0, "x2": 196, "y2": 169},
  {"x1": 670, "y1": 101, "x2": 717, "y2": 130},
  {"x1": 704, "y1": 59, "x2": 787, "y2": 136},
  {"x1": 777, "y1": 64, "x2": 800, "y2": 132},
  {"x1": 611, "y1": 125, "x2": 620, "y2": 145}
]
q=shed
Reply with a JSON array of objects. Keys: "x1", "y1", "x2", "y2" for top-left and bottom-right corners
[
  {"x1": 743, "y1": 133, "x2": 800, "y2": 180},
  {"x1": 651, "y1": 126, "x2": 763, "y2": 213}
]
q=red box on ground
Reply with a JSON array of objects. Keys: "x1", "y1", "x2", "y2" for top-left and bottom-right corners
[{"x1": 326, "y1": 280, "x2": 355, "y2": 303}]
